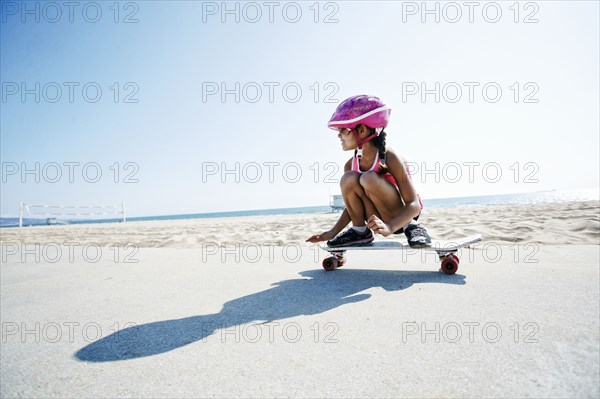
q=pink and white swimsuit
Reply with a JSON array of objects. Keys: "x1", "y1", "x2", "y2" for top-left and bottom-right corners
[
  {"x1": 351, "y1": 152, "x2": 399, "y2": 187},
  {"x1": 352, "y1": 152, "x2": 423, "y2": 216}
]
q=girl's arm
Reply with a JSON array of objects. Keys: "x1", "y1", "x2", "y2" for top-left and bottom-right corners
[
  {"x1": 306, "y1": 158, "x2": 353, "y2": 243},
  {"x1": 329, "y1": 208, "x2": 352, "y2": 236},
  {"x1": 305, "y1": 208, "x2": 351, "y2": 243},
  {"x1": 375, "y1": 148, "x2": 421, "y2": 233}
]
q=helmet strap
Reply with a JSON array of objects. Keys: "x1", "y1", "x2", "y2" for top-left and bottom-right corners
[{"x1": 354, "y1": 132, "x2": 379, "y2": 159}]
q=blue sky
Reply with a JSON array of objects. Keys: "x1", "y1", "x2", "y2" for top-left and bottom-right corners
[{"x1": 1, "y1": 1, "x2": 599, "y2": 217}]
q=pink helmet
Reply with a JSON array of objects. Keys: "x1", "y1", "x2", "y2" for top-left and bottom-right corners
[{"x1": 327, "y1": 95, "x2": 391, "y2": 130}]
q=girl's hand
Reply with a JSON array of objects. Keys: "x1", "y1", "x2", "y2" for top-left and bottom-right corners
[
  {"x1": 367, "y1": 215, "x2": 393, "y2": 237},
  {"x1": 306, "y1": 230, "x2": 335, "y2": 243}
]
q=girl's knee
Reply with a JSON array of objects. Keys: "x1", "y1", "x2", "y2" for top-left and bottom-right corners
[
  {"x1": 359, "y1": 171, "x2": 380, "y2": 191},
  {"x1": 340, "y1": 171, "x2": 361, "y2": 190}
]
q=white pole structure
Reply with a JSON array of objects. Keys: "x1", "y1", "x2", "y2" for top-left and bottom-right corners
[{"x1": 16, "y1": 203, "x2": 125, "y2": 226}]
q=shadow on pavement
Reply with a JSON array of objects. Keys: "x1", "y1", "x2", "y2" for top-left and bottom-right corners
[{"x1": 75, "y1": 268, "x2": 465, "y2": 362}]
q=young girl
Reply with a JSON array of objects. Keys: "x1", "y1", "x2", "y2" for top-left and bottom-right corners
[{"x1": 306, "y1": 95, "x2": 431, "y2": 248}]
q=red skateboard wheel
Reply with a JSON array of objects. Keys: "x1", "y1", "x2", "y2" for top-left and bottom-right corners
[
  {"x1": 441, "y1": 254, "x2": 459, "y2": 274},
  {"x1": 322, "y1": 256, "x2": 338, "y2": 271}
]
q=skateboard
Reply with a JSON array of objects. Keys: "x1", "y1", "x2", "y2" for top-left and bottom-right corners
[{"x1": 319, "y1": 234, "x2": 482, "y2": 274}]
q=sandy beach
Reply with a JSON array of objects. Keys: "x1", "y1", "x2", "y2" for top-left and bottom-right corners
[
  {"x1": 2, "y1": 200, "x2": 599, "y2": 248},
  {"x1": 1, "y1": 200, "x2": 599, "y2": 398}
]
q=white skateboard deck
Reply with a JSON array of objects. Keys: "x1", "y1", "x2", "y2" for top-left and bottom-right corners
[{"x1": 320, "y1": 234, "x2": 482, "y2": 253}]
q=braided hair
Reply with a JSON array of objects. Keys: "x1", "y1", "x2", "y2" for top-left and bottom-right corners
[{"x1": 368, "y1": 127, "x2": 389, "y2": 175}]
